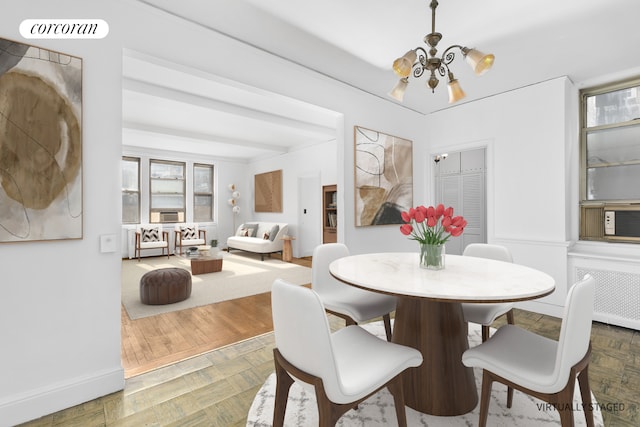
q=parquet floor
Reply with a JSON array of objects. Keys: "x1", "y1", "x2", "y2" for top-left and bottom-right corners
[{"x1": 18, "y1": 256, "x2": 640, "y2": 426}]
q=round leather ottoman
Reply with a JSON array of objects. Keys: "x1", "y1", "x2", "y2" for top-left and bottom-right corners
[{"x1": 140, "y1": 268, "x2": 192, "y2": 305}]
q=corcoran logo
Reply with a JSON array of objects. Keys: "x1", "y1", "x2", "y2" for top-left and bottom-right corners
[{"x1": 19, "y1": 19, "x2": 109, "y2": 39}]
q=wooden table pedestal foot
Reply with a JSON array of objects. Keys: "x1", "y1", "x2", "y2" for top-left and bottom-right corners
[{"x1": 392, "y1": 297, "x2": 478, "y2": 416}]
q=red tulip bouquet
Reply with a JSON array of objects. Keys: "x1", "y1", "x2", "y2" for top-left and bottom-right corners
[{"x1": 400, "y1": 204, "x2": 467, "y2": 269}]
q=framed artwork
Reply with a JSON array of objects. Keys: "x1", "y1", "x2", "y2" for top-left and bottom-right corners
[
  {"x1": 0, "y1": 38, "x2": 83, "y2": 242},
  {"x1": 255, "y1": 169, "x2": 283, "y2": 213},
  {"x1": 354, "y1": 126, "x2": 412, "y2": 226}
]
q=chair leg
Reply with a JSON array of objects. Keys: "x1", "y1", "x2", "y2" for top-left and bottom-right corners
[
  {"x1": 505, "y1": 308, "x2": 515, "y2": 407},
  {"x1": 481, "y1": 325, "x2": 490, "y2": 342},
  {"x1": 554, "y1": 384, "x2": 576, "y2": 427},
  {"x1": 313, "y1": 380, "x2": 345, "y2": 427},
  {"x1": 387, "y1": 375, "x2": 408, "y2": 427},
  {"x1": 578, "y1": 365, "x2": 595, "y2": 427},
  {"x1": 507, "y1": 384, "x2": 514, "y2": 408},
  {"x1": 478, "y1": 370, "x2": 493, "y2": 427},
  {"x1": 273, "y1": 354, "x2": 294, "y2": 427},
  {"x1": 383, "y1": 313, "x2": 393, "y2": 341}
]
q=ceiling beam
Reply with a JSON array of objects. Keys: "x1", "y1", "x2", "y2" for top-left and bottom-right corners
[
  {"x1": 123, "y1": 121, "x2": 289, "y2": 154},
  {"x1": 122, "y1": 77, "x2": 336, "y2": 139}
]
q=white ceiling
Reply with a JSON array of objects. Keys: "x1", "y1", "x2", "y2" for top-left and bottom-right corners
[
  {"x1": 122, "y1": 51, "x2": 340, "y2": 161},
  {"x1": 126, "y1": 0, "x2": 640, "y2": 160}
]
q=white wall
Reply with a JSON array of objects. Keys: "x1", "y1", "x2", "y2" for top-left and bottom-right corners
[
  {"x1": 0, "y1": 0, "x2": 425, "y2": 424},
  {"x1": 428, "y1": 77, "x2": 574, "y2": 315},
  {"x1": 247, "y1": 139, "x2": 338, "y2": 257},
  {"x1": 0, "y1": 2, "x2": 125, "y2": 425}
]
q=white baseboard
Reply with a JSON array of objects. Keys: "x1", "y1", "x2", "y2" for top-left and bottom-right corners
[{"x1": 0, "y1": 366, "x2": 124, "y2": 427}]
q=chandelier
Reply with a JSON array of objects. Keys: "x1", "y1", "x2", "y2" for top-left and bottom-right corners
[{"x1": 389, "y1": 0, "x2": 495, "y2": 104}]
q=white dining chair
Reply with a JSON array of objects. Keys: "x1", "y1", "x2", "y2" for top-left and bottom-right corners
[
  {"x1": 271, "y1": 278, "x2": 423, "y2": 427},
  {"x1": 461, "y1": 243, "x2": 515, "y2": 342},
  {"x1": 462, "y1": 274, "x2": 596, "y2": 427},
  {"x1": 312, "y1": 243, "x2": 397, "y2": 341}
]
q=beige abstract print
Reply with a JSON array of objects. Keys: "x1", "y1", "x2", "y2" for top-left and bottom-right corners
[{"x1": 0, "y1": 38, "x2": 82, "y2": 242}]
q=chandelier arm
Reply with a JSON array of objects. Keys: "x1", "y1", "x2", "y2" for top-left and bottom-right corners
[
  {"x1": 441, "y1": 44, "x2": 465, "y2": 67},
  {"x1": 437, "y1": 62, "x2": 449, "y2": 78},
  {"x1": 412, "y1": 46, "x2": 429, "y2": 78}
]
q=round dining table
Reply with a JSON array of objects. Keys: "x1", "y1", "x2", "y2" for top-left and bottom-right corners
[{"x1": 329, "y1": 252, "x2": 555, "y2": 416}]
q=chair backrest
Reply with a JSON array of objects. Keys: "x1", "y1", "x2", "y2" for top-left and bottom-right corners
[
  {"x1": 312, "y1": 243, "x2": 350, "y2": 295},
  {"x1": 175, "y1": 223, "x2": 199, "y2": 232},
  {"x1": 463, "y1": 243, "x2": 513, "y2": 263},
  {"x1": 552, "y1": 274, "x2": 595, "y2": 390},
  {"x1": 136, "y1": 225, "x2": 165, "y2": 244},
  {"x1": 271, "y1": 279, "x2": 342, "y2": 399}
]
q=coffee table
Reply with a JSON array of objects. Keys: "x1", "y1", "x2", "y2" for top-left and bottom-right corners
[{"x1": 189, "y1": 256, "x2": 223, "y2": 275}]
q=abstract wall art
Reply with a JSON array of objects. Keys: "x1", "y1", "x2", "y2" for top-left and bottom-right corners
[
  {"x1": 354, "y1": 126, "x2": 413, "y2": 226},
  {"x1": 254, "y1": 169, "x2": 283, "y2": 213},
  {"x1": 0, "y1": 38, "x2": 82, "y2": 242}
]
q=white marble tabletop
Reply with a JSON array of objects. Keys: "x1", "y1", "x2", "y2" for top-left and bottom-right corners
[{"x1": 329, "y1": 252, "x2": 555, "y2": 303}]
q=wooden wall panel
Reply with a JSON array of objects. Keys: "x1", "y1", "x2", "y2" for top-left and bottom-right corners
[{"x1": 254, "y1": 170, "x2": 282, "y2": 212}]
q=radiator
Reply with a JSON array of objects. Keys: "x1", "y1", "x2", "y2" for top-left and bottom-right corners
[
  {"x1": 127, "y1": 228, "x2": 135, "y2": 259},
  {"x1": 576, "y1": 267, "x2": 640, "y2": 330}
]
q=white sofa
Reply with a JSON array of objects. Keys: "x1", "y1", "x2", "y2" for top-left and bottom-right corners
[{"x1": 227, "y1": 222, "x2": 289, "y2": 260}]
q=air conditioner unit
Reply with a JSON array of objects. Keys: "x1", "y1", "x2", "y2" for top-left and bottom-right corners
[{"x1": 149, "y1": 211, "x2": 183, "y2": 223}]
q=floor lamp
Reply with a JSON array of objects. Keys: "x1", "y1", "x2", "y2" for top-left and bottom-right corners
[{"x1": 228, "y1": 184, "x2": 240, "y2": 234}]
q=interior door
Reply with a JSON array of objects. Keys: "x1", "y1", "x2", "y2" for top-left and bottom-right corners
[
  {"x1": 298, "y1": 174, "x2": 321, "y2": 257},
  {"x1": 435, "y1": 148, "x2": 486, "y2": 255}
]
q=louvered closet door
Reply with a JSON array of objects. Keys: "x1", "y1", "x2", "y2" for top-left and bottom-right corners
[{"x1": 435, "y1": 148, "x2": 486, "y2": 255}]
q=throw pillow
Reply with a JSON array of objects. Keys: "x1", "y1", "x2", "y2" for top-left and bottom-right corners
[
  {"x1": 141, "y1": 227, "x2": 160, "y2": 242},
  {"x1": 181, "y1": 226, "x2": 197, "y2": 240},
  {"x1": 245, "y1": 223, "x2": 259, "y2": 237},
  {"x1": 268, "y1": 224, "x2": 280, "y2": 241},
  {"x1": 240, "y1": 228, "x2": 250, "y2": 237},
  {"x1": 263, "y1": 231, "x2": 270, "y2": 240},
  {"x1": 236, "y1": 224, "x2": 246, "y2": 236}
]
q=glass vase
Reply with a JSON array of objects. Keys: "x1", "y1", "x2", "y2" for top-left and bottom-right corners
[{"x1": 419, "y1": 243, "x2": 445, "y2": 270}]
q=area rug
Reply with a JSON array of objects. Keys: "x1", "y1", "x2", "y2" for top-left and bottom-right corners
[
  {"x1": 122, "y1": 252, "x2": 311, "y2": 319},
  {"x1": 246, "y1": 321, "x2": 604, "y2": 426}
]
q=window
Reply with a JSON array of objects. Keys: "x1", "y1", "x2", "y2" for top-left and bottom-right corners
[
  {"x1": 149, "y1": 159, "x2": 185, "y2": 223},
  {"x1": 579, "y1": 77, "x2": 640, "y2": 240},
  {"x1": 122, "y1": 157, "x2": 140, "y2": 224},
  {"x1": 194, "y1": 163, "x2": 214, "y2": 222}
]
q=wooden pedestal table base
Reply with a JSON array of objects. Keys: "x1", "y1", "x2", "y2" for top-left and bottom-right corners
[
  {"x1": 190, "y1": 257, "x2": 223, "y2": 275},
  {"x1": 392, "y1": 297, "x2": 478, "y2": 416}
]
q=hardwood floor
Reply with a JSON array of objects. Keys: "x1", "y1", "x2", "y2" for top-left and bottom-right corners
[
  {"x1": 121, "y1": 255, "x2": 311, "y2": 378},
  {"x1": 17, "y1": 256, "x2": 640, "y2": 426}
]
